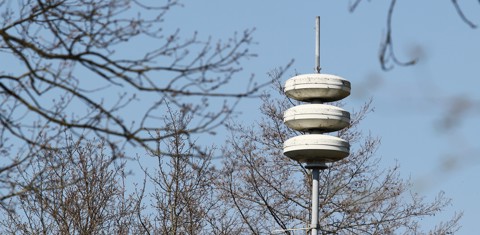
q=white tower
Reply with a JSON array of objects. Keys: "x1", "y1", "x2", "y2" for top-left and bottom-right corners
[{"x1": 282, "y1": 17, "x2": 351, "y2": 235}]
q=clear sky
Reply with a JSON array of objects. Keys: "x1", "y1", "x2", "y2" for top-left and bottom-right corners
[{"x1": 163, "y1": 0, "x2": 480, "y2": 233}]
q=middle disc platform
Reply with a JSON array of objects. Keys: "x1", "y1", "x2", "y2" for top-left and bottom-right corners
[{"x1": 284, "y1": 104, "x2": 350, "y2": 132}]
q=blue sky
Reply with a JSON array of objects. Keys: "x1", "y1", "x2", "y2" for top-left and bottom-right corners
[
  {"x1": 2, "y1": 0, "x2": 479, "y2": 233},
  {"x1": 164, "y1": 0, "x2": 480, "y2": 233}
]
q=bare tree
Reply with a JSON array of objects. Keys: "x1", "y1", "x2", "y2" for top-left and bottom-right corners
[
  {"x1": 135, "y1": 106, "x2": 221, "y2": 235},
  {"x1": 0, "y1": 136, "x2": 143, "y2": 234},
  {"x1": 217, "y1": 71, "x2": 462, "y2": 234},
  {"x1": 0, "y1": 0, "x2": 263, "y2": 154},
  {"x1": 0, "y1": 0, "x2": 276, "y2": 205},
  {"x1": 133, "y1": 104, "x2": 251, "y2": 235},
  {"x1": 0, "y1": 72, "x2": 462, "y2": 234},
  {"x1": 0, "y1": 107, "x2": 243, "y2": 235}
]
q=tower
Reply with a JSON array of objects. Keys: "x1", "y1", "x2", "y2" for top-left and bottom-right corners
[{"x1": 282, "y1": 17, "x2": 351, "y2": 235}]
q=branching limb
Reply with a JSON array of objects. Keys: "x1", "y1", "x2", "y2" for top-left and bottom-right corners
[
  {"x1": 451, "y1": 0, "x2": 477, "y2": 28},
  {"x1": 379, "y1": 0, "x2": 416, "y2": 71}
]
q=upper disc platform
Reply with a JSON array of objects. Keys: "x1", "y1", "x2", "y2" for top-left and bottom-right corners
[{"x1": 284, "y1": 74, "x2": 351, "y2": 102}]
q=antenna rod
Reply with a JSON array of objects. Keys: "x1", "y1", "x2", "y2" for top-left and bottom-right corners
[{"x1": 315, "y1": 16, "x2": 321, "y2": 73}]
